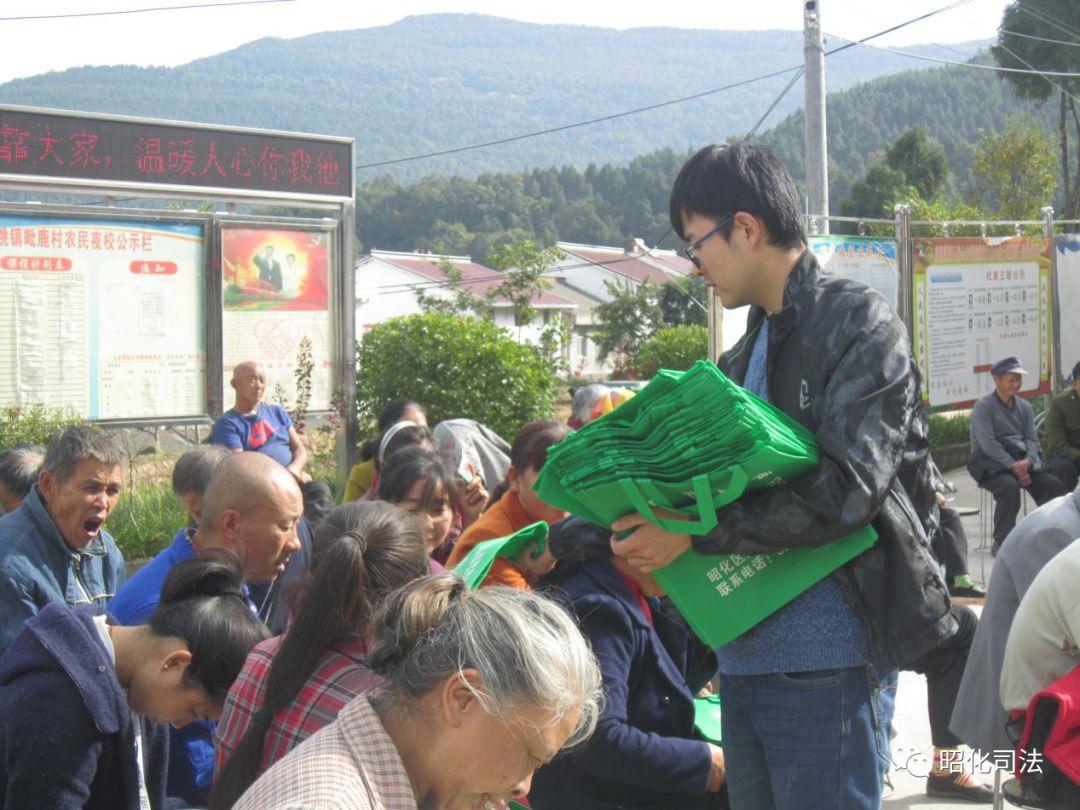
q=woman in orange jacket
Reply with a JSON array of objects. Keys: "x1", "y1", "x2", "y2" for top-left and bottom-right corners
[{"x1": 447, "y1": 419, "x2": 570, "y2": 589}]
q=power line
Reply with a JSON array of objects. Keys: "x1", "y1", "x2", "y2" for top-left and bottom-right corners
[
  {"x1": 353, "y1": 65, "x2": 805, "y2": 172},
  {"x1": 825, "y1": 35, "x2": 1080, "y2": 77},
  {"x1": 355, "y1": 0, "x2": 978, "y2": 173},
  {"x1": 1017, "y1": 5, "x2": 1080, "y2": 41},
  {"x1": 995, "y1": 39, "x2": 1080, "y2": 104},
  {"x1": 745, "y1": 67, "x2": 805, "y2": 139},
  {"x1": 0, "y1": 0, "x2": 298, "y2": 23},
  {"x1": 1001, "y1": 28, "x2": 1080, "y2": 48}
]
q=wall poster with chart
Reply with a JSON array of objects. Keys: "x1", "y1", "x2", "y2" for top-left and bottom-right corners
[
  {"x1": 220, "y1": 226, "x2": 334, "y2": 411},
  {"x1": 0, "y1": 214, "x2": 206, "y2": 420},
  {"x1": 912, "y1": 237, "x2": 1052, "y2": 409}
]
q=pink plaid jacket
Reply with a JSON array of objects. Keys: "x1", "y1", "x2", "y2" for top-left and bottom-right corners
[
  {"x1": 234, "y1": 694, "x2": 417, "y2": 809},
  {"x1": 215, "y1": 634, "x2": 381, "y2": 776}
]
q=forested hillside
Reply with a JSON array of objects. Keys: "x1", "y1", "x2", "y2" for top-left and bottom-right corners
[
  {"x1": 355, "y1": 61, "x2": 1058, "y2": 261},
  {"x1": 0, "y1": 13, "x2": 985, "y2": 181}
]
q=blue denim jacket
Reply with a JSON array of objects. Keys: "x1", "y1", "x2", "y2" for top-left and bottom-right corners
[{"x1": 0, "y1": 486, "x2": 125, "y2": 656}]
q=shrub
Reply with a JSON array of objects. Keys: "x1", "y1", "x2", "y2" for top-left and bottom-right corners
[
  {"x1": 0, "y1": 403, "x2": 85, "y2": 447},
  {"x1": 355, "y1": 313, "x2": 558, "y2": 440},
  {"x1": 633, "y1": 325, "x2": 709, "y2": 378},
  {"x1": 106, "y1": 483, "x2": 188, "y2": 561},
  {"x1": 927, "y1": 412, "x2": 971, "y2": 448}
]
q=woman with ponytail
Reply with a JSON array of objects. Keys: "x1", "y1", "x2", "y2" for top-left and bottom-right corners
[
  {"x1": 0, "y1": 550, "x2": 267, "y2": 810},
  {"x1": 210, "y1": 501, "x2": 429, "y2": 809},
  {"x1": 235, "y1": 574, "x2": 605, "y2": 810}
]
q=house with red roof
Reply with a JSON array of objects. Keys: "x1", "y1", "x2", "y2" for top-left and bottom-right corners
[{"x1": 355, "y1": 248, "x2": 583, "y2": 366}]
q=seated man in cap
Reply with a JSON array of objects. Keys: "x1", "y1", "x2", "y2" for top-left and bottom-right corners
[
  {"x1": 967, "y1": 356, "x2": 1066, "y2": 554},
  {"x1": 1045, "y1": 360, "x2": 1080, "y2": 492}
]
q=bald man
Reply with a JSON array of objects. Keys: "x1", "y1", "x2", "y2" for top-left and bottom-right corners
[
  {"x1": 211, "y1": 361, "x2": 310, "y2": 483},
  {"x1": 108, "y1": 452, "x2": 305, "y2": 806}
]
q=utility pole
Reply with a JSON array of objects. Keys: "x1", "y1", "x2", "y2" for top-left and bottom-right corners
[{"x1": 804, "y1": 0, "x2": 829, "y2": 233}]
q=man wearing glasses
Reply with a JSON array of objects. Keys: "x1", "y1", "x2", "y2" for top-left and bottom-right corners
[{"x1": 611, "y1": 143, "x2": 957, "y2": 808}]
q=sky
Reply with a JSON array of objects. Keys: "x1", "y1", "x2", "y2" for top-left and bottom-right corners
[{"x1": 0, "y1": 0, "x2": 1012, "y2": 82}]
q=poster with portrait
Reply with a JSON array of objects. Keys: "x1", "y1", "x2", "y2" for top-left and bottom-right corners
[
  {"x1": 220, "y1": 227, "x2": 334, "y2": 411},
  {"x1": 0, "y1": 215, "x2": 206, "y2": 420},
  {"x1": 912, "y1": 237, "x2": 1052, "y2": 409}
]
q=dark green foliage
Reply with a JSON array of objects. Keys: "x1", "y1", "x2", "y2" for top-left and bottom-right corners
[
  {"x1": 885, "y1": 127, "x2": 948, "y2": 200},
  {"x1": 659, "y1": 276, "x2": 709, "y2": 327},
  {"x1": 0, "y1": 403, "x2": 85, "y2": 447},
  {"x1": 354, "y1": 313, "x2": 558, "y2": 440},
  {"x1": 991, "y1": 0, "x2": 1080, "y2": 217},
  {"x1": 106, "y1": 484, "x2": 188, "y2": 561},
  {"x1": 634, "y1": 325, "x2": 710, "y2": 378},
  {"x1": 841, "y1": 164, "x2": 912, "y2": 219},
  {"x1": 927, "y1": 413, "x2": 971, "y2": 448},
  {"x1": 593, "y1": 280, "x2": 664, "y2": 363}
]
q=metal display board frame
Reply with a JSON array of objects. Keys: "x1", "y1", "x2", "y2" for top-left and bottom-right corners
[
  {"x1": 0, "y1": 103, "x2": 358, "y2": 477},
  {"x1": 0, "y1": 103, "x2": 354, "y2": 204},
  {"x1": 213, "y1": 214, "x2": 345, "y2": 420},
  {"x1": 0, "y1": 200, "x2": 215, "y2": 427}
]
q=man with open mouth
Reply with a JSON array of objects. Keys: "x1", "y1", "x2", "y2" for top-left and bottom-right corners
[{"x1": 0, "y1": 425, "x2": 126, "y2": 656}]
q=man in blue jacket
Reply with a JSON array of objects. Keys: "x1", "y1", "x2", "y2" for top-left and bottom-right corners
[{"x1": 0, "y1": 425, "x2": 126, "y2": 656}]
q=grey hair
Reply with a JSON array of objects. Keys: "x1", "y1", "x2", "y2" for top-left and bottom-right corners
[
  {"x1": 570, "y1": 384, "x2": 611, "y2": 425},
  {"x1": 0, "y1": 444, "x2": 45, "y2": 499},
  {"x1": 42, "y1": 426, "x2": 123, "y2": 484},
  {"x1": 368, "y1": 573, "x2": 603, "y2": 749},
  {"x1": 172, "y1": 444, "x2": 230, "y2": 497}
]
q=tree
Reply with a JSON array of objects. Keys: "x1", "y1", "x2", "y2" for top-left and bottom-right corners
[
  {"x1": 593, "y1": 280, "x2": 663, "y2": 365},
  {"x1": 969, "y1": 118, "x2": 1057, "y2": 220},
  {"x1": 841, "y1": 164, "x2": 912, "y2": 218},
  {"x1": 633, "y1": 325, "x2": 709, "y2": 378},
  {"x1": 355, "y1": 313, "x2": 558, "y2": 440},
  {"x1": 414, "y1": 258, "x2": 493, "y2": 319},
  {"x1": 840, "y1": 127, "x2": 947, "y2": 218},
  {"x1": 486, "y1": 241, "x2": 564, "y2": 329},
  {"x1": 993, "y1": 0, "x2": 1080, "y2": 217},
  {"x1": 659, "y1": 275, "x2": 709, "y2": 327},
  {"x1": 885, "y1": 127, "x2": 948, "y2": 200}
]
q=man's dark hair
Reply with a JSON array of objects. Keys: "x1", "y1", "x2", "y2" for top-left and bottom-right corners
[
  {"x1": 1073, "y1": 360, "x2": 1080, "y2": 382},
  {"x1": 42, "y1": 425, "x2": 123, "y2": 484},
  {"x1": 669, "y1": 142, "x2": 805, "y2": 250},
  {"x1": 0, "y1": 444, "x2": 45, "y2": 500}
]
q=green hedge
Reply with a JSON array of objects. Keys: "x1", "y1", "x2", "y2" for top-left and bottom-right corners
[
  {"x1": 927, "y1": 412, "x2": 971, "y2": 448},
  {"x1": 0, "y1": 403, "x2": 85, "y2": 447},
  {"x1": 633, "y1": 325, "x2": 709, "y2": 378},
  {"x1": 105, "y1": 484, "x2": 188, "y2": 562},
  {"x1": 356, "y1": 313, "x2": 559, "y2": 440}
]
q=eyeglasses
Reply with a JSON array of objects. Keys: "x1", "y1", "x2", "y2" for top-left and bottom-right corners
[{"x1": 682, "y1": 216, "x2": 733, "y2": 269}]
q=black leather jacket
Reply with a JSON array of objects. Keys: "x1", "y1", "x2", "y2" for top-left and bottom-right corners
[{"x1": 696, "y1": 249, "x2": 956, "y2": 673}]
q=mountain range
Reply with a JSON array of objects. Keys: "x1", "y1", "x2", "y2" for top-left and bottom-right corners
[{"x1": 0, "y1": 13, "x2": 994, "y2": 183}]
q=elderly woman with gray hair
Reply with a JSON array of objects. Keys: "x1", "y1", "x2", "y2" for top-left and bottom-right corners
[{"x1": 234, "y1": 573, "x2": 604, "y2": 809}]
